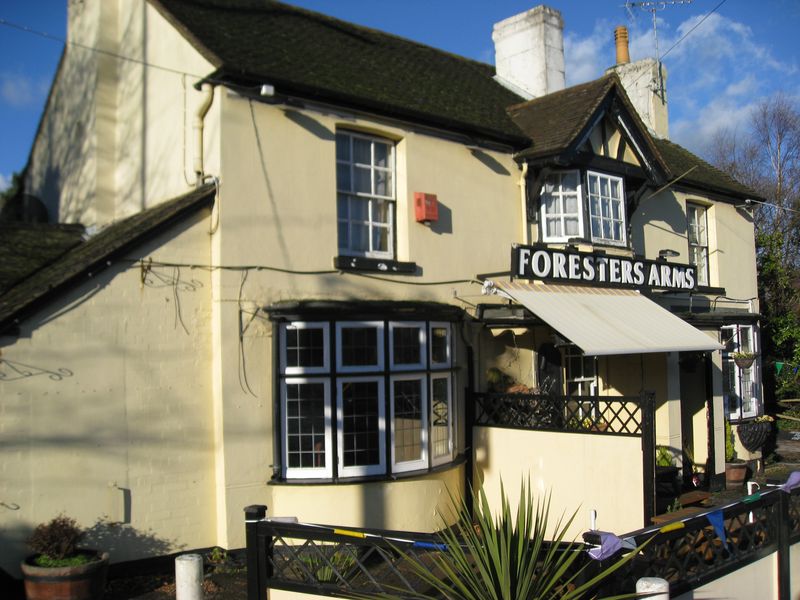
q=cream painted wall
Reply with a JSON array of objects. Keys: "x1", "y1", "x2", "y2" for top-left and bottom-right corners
[
  {"x1": 673, "y1": 553, "x2": 777, "y2": 600},
  {"x1": 792, "y1": 542, "x2": 800, "y2": 600},
  {"x1": 270, "y1": 465, "x2": 463, "y2": 532},
  {"x1": 26, "y1": 0, "x2": 219, "y2": 227},
  {"x1": 205, "y1": 94, "x2": 522, "y2": 546},
  {"x1": 0, "y1": 213, "x2": 216, "y2": 576},
  {"x1": 632, "y1": 189, "x2": 758, "y2": 310},
  {"x1": 26, "y1": 0, "x2": 101, "y2": 224},
  {"x1": 474, "y1": 427, "x2": 645, "y2": 537}
]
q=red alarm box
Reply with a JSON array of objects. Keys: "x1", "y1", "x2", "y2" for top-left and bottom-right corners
[{"x1": 414, "y1": 192, "x2": 439, "y2": 224}]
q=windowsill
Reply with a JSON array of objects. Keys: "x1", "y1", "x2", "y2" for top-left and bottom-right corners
[
  {"x1": 269, "y1": 453, "x2": 466, "y2": 486},
  {"x1": 334, "y1": 255, "x2": 418, "y2": 274}
]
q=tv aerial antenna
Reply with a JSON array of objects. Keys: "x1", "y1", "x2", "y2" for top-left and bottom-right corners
[{"x1": 622, "y1": 1, "x2": 693, "y2": 98}]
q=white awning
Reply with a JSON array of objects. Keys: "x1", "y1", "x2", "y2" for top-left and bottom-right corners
[{"x1": 488, "y1": 280, "x2": 722, "y2": 356}]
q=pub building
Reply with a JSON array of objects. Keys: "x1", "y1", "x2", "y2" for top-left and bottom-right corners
[{"x1": 0, "y1": 0, "x2": 765, "y2": 577}]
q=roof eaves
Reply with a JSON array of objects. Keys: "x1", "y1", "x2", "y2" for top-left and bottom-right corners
[
  {"x1": 0, "y1": 185, "x2": 215, "y2": 335},
  {"x1": 220, "y1": 71, "x2": 530, "y2": 146}
]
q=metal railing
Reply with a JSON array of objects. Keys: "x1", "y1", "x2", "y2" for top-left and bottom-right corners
[
  {"x1": 245, "y1": 484, "x2": 800, "y2": 599},
  {"x1": 244, "y1": 505, "x2": 595, "y2": 600},
  {"x1": 589, "y1": 484, "x2": 800, "y2": 598},
  {"x1": 473, "y1": 392, "x2": 653, "y2": 436}
]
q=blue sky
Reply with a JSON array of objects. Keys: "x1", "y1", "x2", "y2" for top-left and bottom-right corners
[{"x1": 1, "y1": 1, "x2": 799, "y2": 193}]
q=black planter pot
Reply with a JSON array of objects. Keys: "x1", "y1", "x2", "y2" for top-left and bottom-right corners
[
  {"x1": 655, "y1": 466, "x2": 680, "y2": 514},
  {"x1": 737, "y1": 421, "x2": 772, "y2": 452}
]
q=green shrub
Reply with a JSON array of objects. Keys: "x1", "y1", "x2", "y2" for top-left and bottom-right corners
[
  {"x1": 375, "y1": 479, "x2": 645, "y2": 600},
  {"x1": 28, "y1": 515, "x2": 84, "y2": 561}
]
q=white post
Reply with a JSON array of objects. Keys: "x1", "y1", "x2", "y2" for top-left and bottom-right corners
[
  {"x1": 636, "y1": 577, "x2": 669, "y2": 599},
  {"x1": 175, "y1": 553, "x2": 204, "y2": 600}
]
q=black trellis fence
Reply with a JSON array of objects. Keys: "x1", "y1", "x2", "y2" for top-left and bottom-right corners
[
  {"x1": 246, "y1": 484, "x2": 800, "y2": 600},
  {"x1": 587, "y1": 484, "x2": 800, "y2": 599},
  {"x1": 472, "y1": 391, "x2": 652, "y2": 436},
  {"x1": 244, "y1": 505, "x2": 593, "y2": 600}
]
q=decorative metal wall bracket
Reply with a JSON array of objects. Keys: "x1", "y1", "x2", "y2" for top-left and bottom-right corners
[{"x1": 0, "y1": 357, "x2": 73, "y2": 382}]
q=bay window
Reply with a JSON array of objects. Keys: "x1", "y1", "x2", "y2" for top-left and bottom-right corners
[{"x1": 278, "y1": 318, "x2": 456, "y2": 480}]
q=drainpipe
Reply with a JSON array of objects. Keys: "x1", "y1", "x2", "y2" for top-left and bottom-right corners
[
  {"x1": 194, "y1": 83, "x2": 215, "y2": 186},
  {"x1": 519, "y1": 162, "x2": 530, "y2": 245}
]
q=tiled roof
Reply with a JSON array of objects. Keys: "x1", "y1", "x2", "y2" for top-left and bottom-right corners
[
  {"x1": 0, "y1": 185, "x2": 215, "y2": 333},
  {"x1": 149, "y1": 0, "x2": 527, "y2": 144},
  {"x1": 507, "y1": 76, "x2": 618, "y2": 159},
  {"x1": 507, "y1": 74, "x2": 669, "y2": 175},
  {"x1": 151, "y1": 0, "x2": 756, "y2": 199},
  {"x1": 653, "y1": 138, "x2": 760, "y2": 201},
  {"x1": 507, "y1": 74, "x2": 760, "y2": 200},
  {"x1": 0, "y1": 223, "x2": 85, "y2": 293}
]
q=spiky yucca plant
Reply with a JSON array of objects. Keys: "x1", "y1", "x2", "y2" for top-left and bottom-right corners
[{"x1": 377, "y1": 480, "x2": 640, "y2": 600}]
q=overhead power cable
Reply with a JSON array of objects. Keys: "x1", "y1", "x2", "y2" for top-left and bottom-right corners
[{"x1": 0, "y1": 17, "x2": 254, "y2": 89}]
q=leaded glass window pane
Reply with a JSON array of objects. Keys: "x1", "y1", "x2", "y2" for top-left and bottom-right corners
[
  {"x1": 341, "y1": 380, "x2": 381, "y2": 467},
  {"x1": 286, "y1": 382, "x2": 327, "y2": 469},
  {"x1": 393, "y1": 378, "x2": 424, "y2": 464}
]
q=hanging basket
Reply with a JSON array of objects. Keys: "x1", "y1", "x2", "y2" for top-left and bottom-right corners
[
  {"x1": 733, "y1": 354, "x2": 757, "y2": 369},
  {"x1": 737, "y1": 421, "x2": 772, "y2": 452}
]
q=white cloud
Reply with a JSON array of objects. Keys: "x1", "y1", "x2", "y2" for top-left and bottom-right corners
[
  {"x1": 671, "y1": 97, "x2": 757, "y2": 155},
  {"x1": 564, "y1": 19, "x2": 615, "y2": 86},
  {"x1": 0, "y1": 173, "x2": 10, "y2": 193},
  {"x1": 1, "y1": 74, "x2": 48, "y2": 108}
]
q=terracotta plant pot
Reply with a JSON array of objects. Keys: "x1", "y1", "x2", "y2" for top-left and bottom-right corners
[
  {"x1": 725, "y1": 462, "x2": 748, "y2": 490},
  {"x1": 21, "y1": 551, "x2": 109, "y2": 600}
]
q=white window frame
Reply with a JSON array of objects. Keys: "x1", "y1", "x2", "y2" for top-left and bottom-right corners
[
  {"x1": 280, "y1": 322, "x2": 330, "y2": 375},
  {"x1": 722, "y1": 324, "x2": 760, "y2": 421},
  {"x1": 337, "y1": 376, "x2": 387, "y2": 477},
  {"x1": 282, "y1": 378, "x2": 333, "y2": 479},
  {"x1": 390, "y1": 374, "x2": 429, "y2": 473},
  {"x1": 336, "y1": 321, "x2": 385, "y2": 373},
  {"x1": 540, "y1": 170, "x2": 584, "y2": 243},
  {"x1": 587, "y1": 171, "x2": 626, "y2": 246},
  {"x1": 429, "y1": 322, "x2": 452, "y2": 369},
  {"x1": 687, "y1": 202, "x2": 709, "y2": 287},
  {"x1": 430, "y1": 373, "x2": 454, "y2": 466},
  {"x1": 565, "y1": 345, "x2": 597, "y2": 398},
  {"x1": 336, "y1": 131, "x2": 395, "y2": 260},
  {"x1": 389, "y1": 321, "x2": 426, "y2": 371}
]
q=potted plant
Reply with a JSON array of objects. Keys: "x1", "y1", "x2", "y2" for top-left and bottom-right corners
[
  {"x1": 732, "y1": 351, "x2": 757, "y2": 369},
  {"x1": 725, "y1": 420, "x2": 748, "y2": 490},
  {"x1": 20, "y1": 514, "x2": 109, "y2": 600}
]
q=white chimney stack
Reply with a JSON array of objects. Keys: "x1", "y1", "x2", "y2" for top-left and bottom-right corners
[{"x1": 492, "y1": 6, "x2": 566, "y2": 100}]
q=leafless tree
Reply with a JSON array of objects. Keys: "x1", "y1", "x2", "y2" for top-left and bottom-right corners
[{"x1": 706, "y1": 93, "x2": 800, "y2": 265}]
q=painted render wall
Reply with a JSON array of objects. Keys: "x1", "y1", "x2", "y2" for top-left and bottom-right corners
[
  {"x1": 208, "y1": 92, "x2": 522, "y2": 547},
  {"x1": 474, "y1": 426, "x2": 645, "y2": 538},
  {"x1": 672, "y1": 552, "x2": 777, "y2": 600},
  {"x1": 26, "y1": 0, "x2": 220, "y2": 227},
  {"x1": 0, "y1": 211, "x2": 216, "y2": 576}
]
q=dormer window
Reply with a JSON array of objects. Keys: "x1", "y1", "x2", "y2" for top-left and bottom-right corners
[
  {"x1": 587, "y1": 172, "x2": 625, "y2": 245},
  {"x1": 540, "y1": 170, "x2": 582, "y2": 242},
  {"x1": 539, "y1": 170, "x2": 626, "y2": 247}
]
